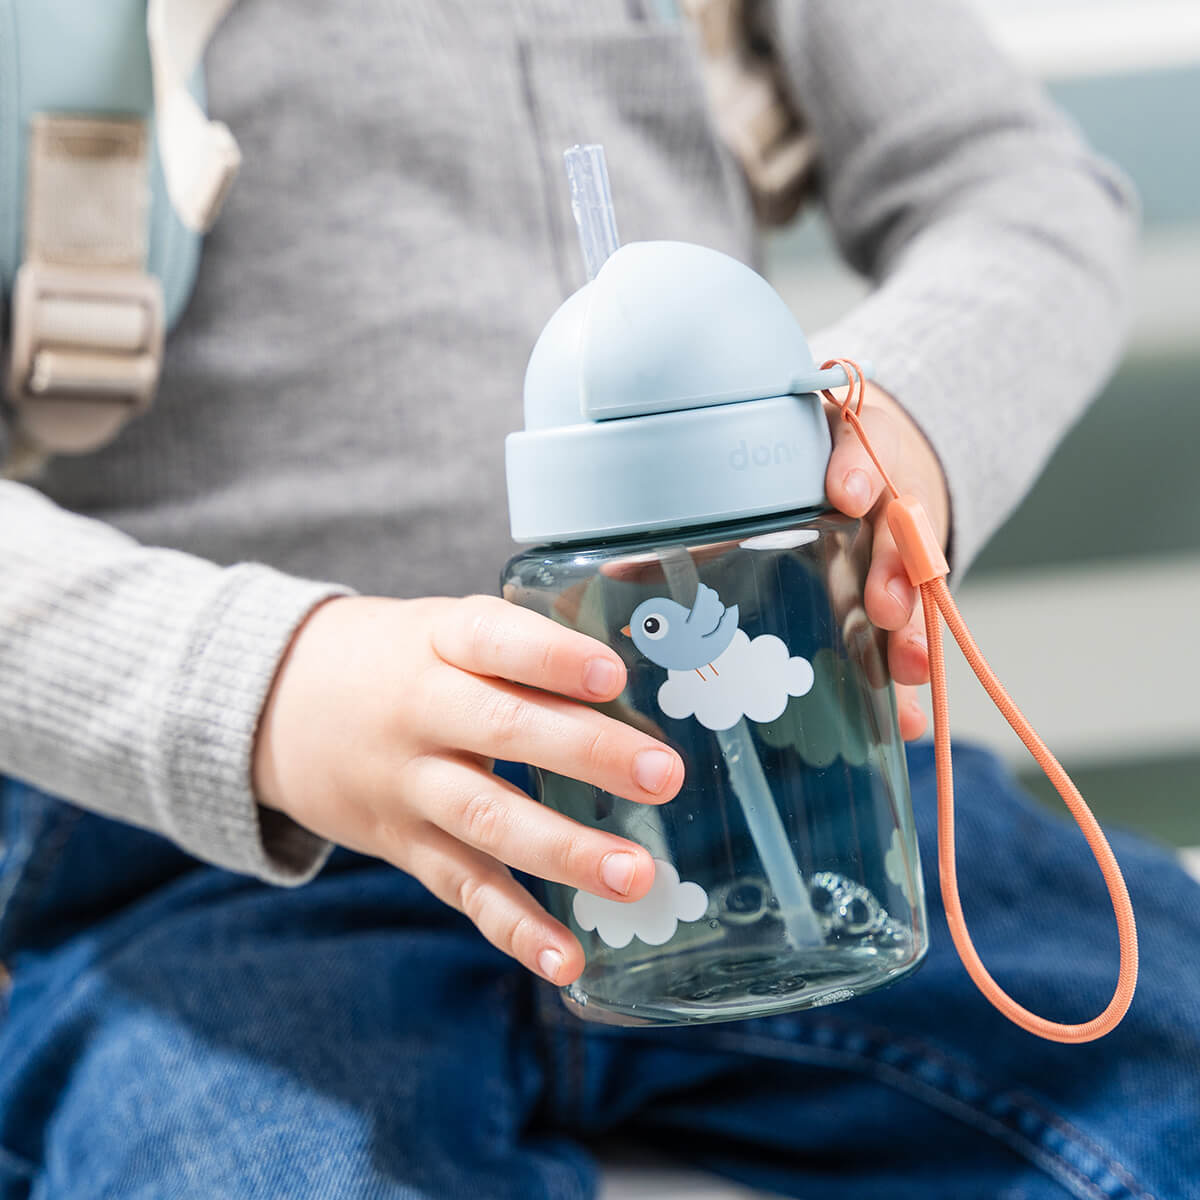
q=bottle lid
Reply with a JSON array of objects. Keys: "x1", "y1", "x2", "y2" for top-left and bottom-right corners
[{"x1": 505, "y1": 240, "x2": 861, "y2": 545}]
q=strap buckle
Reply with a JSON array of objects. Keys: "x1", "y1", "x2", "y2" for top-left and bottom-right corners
[{"x1": 7, "y1": 263, "x2": 164, "y2": 455}]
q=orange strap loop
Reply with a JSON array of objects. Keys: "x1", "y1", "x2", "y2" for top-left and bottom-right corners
[{"x1": 819, "y1": 359, "x2": 1138, "y2": 1043}]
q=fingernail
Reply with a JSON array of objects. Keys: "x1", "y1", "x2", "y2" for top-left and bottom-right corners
[
  {"x1": 633, "y1": 748, "x2": 676, "y2": 795},
  {"x1": 583, "y1": 657, "x2": 620, "y2": 698},
  {"x1": 843, "y1": 469, "x2": 871, "y2": 510},
  {"x1": 601, "y1": 851, "x2": 637, "y2": 895},
  {"x1": 537, "y1": 947, "x2": 563, "y2": 981},
  {"x1": 887, "y1": 577, "x2": 912, "y2": 609},
  {"x1": 909, "y1": 632, "x2": 927, "y2": 653}
]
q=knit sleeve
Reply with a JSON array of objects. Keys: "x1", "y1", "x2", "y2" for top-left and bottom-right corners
[
  {"x1": 766, "y1": 0, "x2": 1138, "y2": 576},
  {"x1": 0, "y1": 480, "x2": 351, "y2": 884}
]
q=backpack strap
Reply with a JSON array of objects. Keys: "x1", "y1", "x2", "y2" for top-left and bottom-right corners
[
  {"x1": 6, "y1": 115, "x2": 164, "y2": 466},
  {"x1": 681, "y1": 0, "x2": 814, "y2": 227},
  {"x1": 148, "y1": 0, "x2": 242, "y2": 234},
  {"x1": 4, "y1": 0, "x2": 239, "y2": 475}
]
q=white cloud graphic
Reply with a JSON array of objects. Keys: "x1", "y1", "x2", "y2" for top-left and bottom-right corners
[
  {"x1": 884, "y1": 828, "x2": 918, "y2": 907},
  {"x1": 656, "y1": 629, "x2": 814, "y2": 732},
  {"x1": 573, "y1": 859, "x2": 709, "y2": 949}
]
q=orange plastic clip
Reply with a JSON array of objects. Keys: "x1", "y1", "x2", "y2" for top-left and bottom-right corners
[{"x1": 887, "y1": 495, "x2": 949, "y2": 587}]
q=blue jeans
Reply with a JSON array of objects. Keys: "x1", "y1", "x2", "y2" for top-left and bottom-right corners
[{"x1": 0, "y1": 744, "x2": 1196, "y2": 1199}]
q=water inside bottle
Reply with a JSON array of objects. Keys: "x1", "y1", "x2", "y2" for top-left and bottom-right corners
[{"x1": 505, "y1": 509, "x2": 927, "y2": 1025}]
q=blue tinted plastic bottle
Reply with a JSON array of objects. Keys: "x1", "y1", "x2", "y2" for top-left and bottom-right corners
[{"x1": 502, "y1": 242, "x2": 928, "y2": 1025}]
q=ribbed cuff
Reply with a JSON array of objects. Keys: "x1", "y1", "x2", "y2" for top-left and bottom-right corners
[{"x1": 153, "y1": 563, "x2": 352, "y2": 885}]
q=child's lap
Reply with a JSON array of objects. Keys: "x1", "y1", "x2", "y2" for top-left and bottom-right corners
[
  {"x1": 0, "y1": 746, "x2": 1196, "y2": 1199},
  {"x1": 0, "y1": 824, "x2": 585, "y2": 1199}
]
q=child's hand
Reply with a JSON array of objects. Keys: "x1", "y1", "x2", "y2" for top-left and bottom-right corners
[
  {"x1": 823, "y1": 382, "x2": 951, "y2": 740},
  {"x1": 252, "y1": 595, "x2": 683, "y2": 985}
]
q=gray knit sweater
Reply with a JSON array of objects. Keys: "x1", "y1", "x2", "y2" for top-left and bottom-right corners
[{"x1": 0, "y1": 0, "x2": 1136, "y2": 884}]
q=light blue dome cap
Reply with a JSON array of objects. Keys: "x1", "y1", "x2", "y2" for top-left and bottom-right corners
[{"x1": 506, "y1": 241, "x2": 865, "y2": 545}]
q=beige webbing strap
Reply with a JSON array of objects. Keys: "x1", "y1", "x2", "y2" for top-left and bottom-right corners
[
  {"x1": 148, "y1": 0, "x2": 242, "y2": 234},
  {"x1": 4, "y1": 0, "x2": 241, "y2": 473},
  {"x1": 6, "y1": 116, "x2": 164, "y2": 467},
  {"x1": 681, "y1": 0, "x2": 814, "y2": 227}
]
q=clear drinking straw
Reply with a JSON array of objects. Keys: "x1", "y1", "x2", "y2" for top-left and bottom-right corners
[
  {"x1": 563, "y1": 144, "x2": 621, "y2": 281},
  {"x1": 563, "y1": 145, "x2": 823, "y2": 949}
]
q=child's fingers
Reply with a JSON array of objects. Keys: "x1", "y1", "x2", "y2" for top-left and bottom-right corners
[
  {"x1": 894, "y1": 683, "x2": 928, "y2": 740},
  {"x1": 888, "y1": 607, "x2": 930, "y2": 687},
  {"x1": 823, "y1": 403, "x2": 899, "y2": 520},
  {"x1": 407, "y1": 824, "x2": 585, "y2": 984},
  {"x1": 416, "y1": 668, "x2": 684, "y2": 806},
  {"x1": 408, "y1": 755, "x2": 657, "y2": 902},
  {"x1": 863, "y1": 515, "x2": 931, "y2": 688},
  {"x1": 433, "y1": 594, "x2": 626, "y2": 703},
  {"x1": 864, "y1": 519, "x2": 917, "y2": 633}
]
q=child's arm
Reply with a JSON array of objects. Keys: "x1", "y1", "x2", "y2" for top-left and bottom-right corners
[
  {"x1": 775, "y1": 0, "x2": 1136, "y2": 572},
  {"x1": 0, "y1": 480, "x2": 681, "y2": 991},
  {"x1": 767, "y1": 0, "x2": 1136, "y2": 726},
  {"x1": 0, "y1": 480, "x2": 348, "y2": 884}
]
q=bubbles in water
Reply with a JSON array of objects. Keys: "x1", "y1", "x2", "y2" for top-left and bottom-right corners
[
  {"x1": 839, "y1": 887, "x2": 882, "y2": 935},
  {"x1": 811, "y1": 987, "x2": 856, "y2": 1007},
  {"x1": 718, "y1": 955, "x2": 775, "y2": 976},
  {"x1": 727, "y1": 881, "x2": 763, "y2": 914},
  {"x1": 713, "y1": 876, "x2": 770, "y2": 925},
  {"x1": 703, "y1": 873, "x2": 899, "y2": 940},
  {"x1": 809, "y1": 872, "x2": 893, "y2": 939},
  {"x1": 810, "y1": 880, "x2": 837, "y2": 917},
  {"x1": 748, "y1": 974, "x2": 806, "y2": 996}
]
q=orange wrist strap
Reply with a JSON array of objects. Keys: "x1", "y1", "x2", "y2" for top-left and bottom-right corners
[{"x1": 820, "y1": 359, "x2": 1138, "y2": 1043}]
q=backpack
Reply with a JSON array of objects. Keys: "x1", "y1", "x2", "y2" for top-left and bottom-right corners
[
  {"x1": 0, "y1": 0, "x2": 810, "y2": 474},
  {"x1": 1, "y1": 0, "x2": 237, "y2": 476}
]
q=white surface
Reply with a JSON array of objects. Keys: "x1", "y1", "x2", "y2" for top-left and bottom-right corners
[
  {"x1": 601, "y1": 1164, "x2": 778, "y2": 1200},
  {"x1": 1182, "y1": 847, "x2": 1200, "y2": 883},
  {"x1": 970, "y1": 0, "x2": 1200, "y2": 79}
]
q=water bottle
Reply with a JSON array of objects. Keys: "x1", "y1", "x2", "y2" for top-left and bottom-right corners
[{"x1": 501, "y1": 227, "x2": 928, "y2": 1026}]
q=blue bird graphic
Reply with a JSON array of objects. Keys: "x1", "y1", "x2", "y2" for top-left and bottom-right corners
[{"x1": 621, "y1": 584, "x2": 740, "y2": 680}]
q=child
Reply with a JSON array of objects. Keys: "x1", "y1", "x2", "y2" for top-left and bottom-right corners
[{"x1": 1, "y1": 3, "x2": 1196, "y2": 1197}]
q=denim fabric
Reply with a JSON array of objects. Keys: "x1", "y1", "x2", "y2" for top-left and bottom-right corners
[{"x1": 0, "y1": 744, "x2": 1196, "y2": 1199}]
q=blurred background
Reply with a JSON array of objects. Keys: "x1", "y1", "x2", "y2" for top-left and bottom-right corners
[{"x1": 766, "y1": 0, "x2": 1200, "y2": 868}]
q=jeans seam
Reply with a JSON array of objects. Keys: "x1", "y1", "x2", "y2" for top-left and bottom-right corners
[{"x1": 692, "y1": 1020, "x2": 1153, "y2": 1200}]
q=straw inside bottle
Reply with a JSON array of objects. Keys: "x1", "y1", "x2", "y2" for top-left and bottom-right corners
[{"x1": 658, "y1": 549, "x2": 824, "y2": 950}]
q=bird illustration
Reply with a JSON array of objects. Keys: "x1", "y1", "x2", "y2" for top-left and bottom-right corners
[{"x1": 621, "y1": 583, "x2": 740, "y2": 680}]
